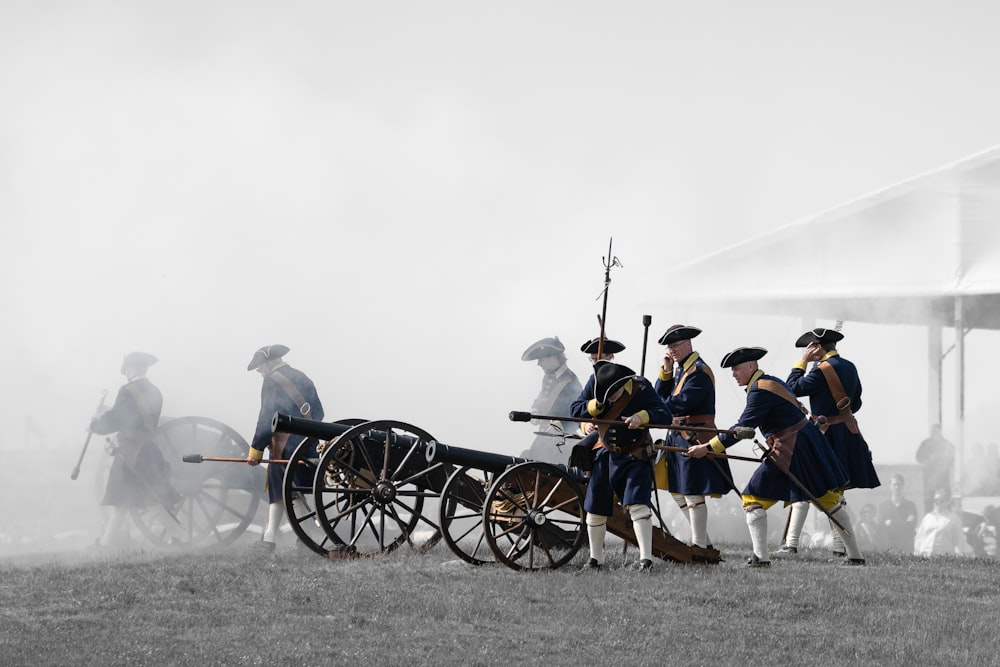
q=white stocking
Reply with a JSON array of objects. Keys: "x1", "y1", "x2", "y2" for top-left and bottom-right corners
[
  {"x1": 785, "y1": 501, "x2": 810, "y2": 548},
  {"x1": 746, "y1": 505, "x2": 769, "y2": 561},
  {"x1": 629, "y1": 504, "x2": 653, "y2": 561},
  {"x1": 262, "y1": 501, "x2": 285, "y2": 544},
  {"x1": 829, "y1": 503, "x2": 863, "y2": 560},
  {"x1": 586, "y1": 513, "x2": 608, "y2": 563},
  {"x1": 685, "y1": 495, "x2": 709, "y2": 548},
  {"x1": 100, "y1": 506, "x2": 129, "y2": 547}
]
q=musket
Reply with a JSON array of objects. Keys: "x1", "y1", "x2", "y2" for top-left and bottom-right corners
[
  {"x1": 509, "y1": 411, "x2": 756, "y2": 439},
  {"x1": 654, "y1": 442, "x2": 761, "y2": 464},
  {"x1": 640, "y1": 314, "x2": 652, "y2": 376},
  {"x1": 753, "y1": 438, "x2": 849, "y2": 535},
  {"x1": 183, "y1": 454, "x2": 291, "y2": 464},
  {"x1": 70, "y1": 390, "x2": 108, "y2": 481}
]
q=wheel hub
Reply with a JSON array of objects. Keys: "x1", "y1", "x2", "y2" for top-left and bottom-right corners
[
  {"x1": 528, "y1": 509, "x2": 546, "y2": 527},
  {"x1": 373, "y1": 481, "x2": 397, "y2": 503}
]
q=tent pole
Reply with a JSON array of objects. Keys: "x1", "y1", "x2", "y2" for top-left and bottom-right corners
[
  {"x1": 954, "y1": 296, "x2": 965, "y2": 500},
  {"x1": 928, "y1": 322, "x2": 943, "y2": 426}
]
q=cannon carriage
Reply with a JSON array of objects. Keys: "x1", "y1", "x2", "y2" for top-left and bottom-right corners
[{"x1": 273, "y1": 413, "x2": 723, "y2": 570}]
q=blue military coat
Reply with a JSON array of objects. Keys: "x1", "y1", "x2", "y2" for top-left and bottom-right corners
[
  {"x1": 715, "y1": 371, "x2": 848, "y2": 502},
  {"x1": 654, "y1": 352, "x2": 733, "y2": 496},
  {"x1": 786, "y1": 353, "x2": 880, "y2": 490}
]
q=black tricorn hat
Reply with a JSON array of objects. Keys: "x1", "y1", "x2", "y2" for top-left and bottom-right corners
[
  {"x1": 247, "y1": 344, "x2": 290, "y2": 371},
  {"x1": 580, "y1": 337, "x2": 626, "y2": 355},
  {"x1": 657, "y1": 324, "x2": 702, "y2": 346},
  {"x1": 593, "y1": 360, "x2": 638, "y2": 404},
  {"x1": 121, "y1": 351, "x2": 158, "y2": 374},
  {"x1": 720, "y1": 346, "x2": 768, "y2": 368},
  {"x1": 521, "y1": 337, "x2": 565, "y2": 361},
  {"x1": 794, "y1": 327, "x2": 844, "y2": 348}
]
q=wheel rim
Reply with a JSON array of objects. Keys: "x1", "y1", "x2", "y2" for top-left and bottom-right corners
[
  {"x1": 439, "y1": 466, "x2": 499, "y2": 565},
  {"x1": 282, "y1": 419, "x2": 367, "y2": 556},
  {"x1": 132, "y1": 416, "x2": 261, "y2": 548},
  {"x1": 312, "y1": 420, "x2": 451, "y2": 556},
  {"x1": 482, "y1": 462, "x2": 585, "y2": 571}
]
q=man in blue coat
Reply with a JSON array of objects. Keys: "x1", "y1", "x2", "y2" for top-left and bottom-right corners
[
  {"x1": 571, "y1": 360, "x2": 672, "y2": 571},
  {"x1": 90, "y1": 351, "x2": 175, "y2": 548},
  {"x1": 245, "y1": 344, "x2": 325, "y2": 551},
  {"x1": 521, "y1": 337, "x2": 584, "y2": 464},
  {"x1": 779, "y1": 328, "x2": 881, "y2": 555},
  {"x1": 653, "y1": 324, "x2": 733, "y2": 549},
  {"x1": 687, "y1": 347, "x2": 864, "y2": 567}
]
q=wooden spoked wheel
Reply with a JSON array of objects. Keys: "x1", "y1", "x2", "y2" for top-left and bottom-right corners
[
  {"x1": 133, "y1": 416, "x2": 262, "y2": 548},
  {"x1": 482, "y1": 461, "x2": 586, "y2": 571},
  {"x1": 281, "y1": 419, "x2": 367, "y2": 556},
  {"x1": 438, "y1": 466, "x2": 504, "y2": 565},
  {"x1": 312, "y1": 420, "x2": 452, "y2": 556}
]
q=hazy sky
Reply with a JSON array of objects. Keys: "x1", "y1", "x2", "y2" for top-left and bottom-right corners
[{"x1": 4, "y1": 1, "x2": 1000, "y2": 477}]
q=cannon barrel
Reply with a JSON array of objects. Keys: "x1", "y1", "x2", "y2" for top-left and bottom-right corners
[
  {"x1": 272, "y1": 412, "x2": 354, "y2": 440},
  {"x1": 272, "y1": 413, "x2": 431, "y2": 455},
  {"x1": 424, "y1": 440, "x2": 528, "y2": 472},
  {"x1": 275, "y1": 412, "x2": 538, "y2": 475}
]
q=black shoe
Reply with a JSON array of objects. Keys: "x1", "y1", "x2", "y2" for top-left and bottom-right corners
[
  {"x1": 577, "y1": 558, "x2": 602, "y2": 573},
  {"x1": 842, "y1": 558, "x2": 866, "y2": 566},
  {"x1": 746, "y1": 554, "x2": 771, "y2": 568},
  {"x1": 775, "y1": 545, "x2": 798, "y2": 555},
  {"x1": 634, "y1": 559, "x2": 653, "y2": 572}
]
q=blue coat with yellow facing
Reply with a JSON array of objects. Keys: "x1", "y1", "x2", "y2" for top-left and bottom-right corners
[
  {"x1": 785, "y1": 331, "x2": 880, "y2": 491},
  {"x1": 571, "y1": 361, "x2": 672, "y2": 516},
  {"x1": 655, "y1": 351, "x2": 734, "y2": 496},
  {"x1": 709, "y1": 369, "x2": 849, "y2": 503}
]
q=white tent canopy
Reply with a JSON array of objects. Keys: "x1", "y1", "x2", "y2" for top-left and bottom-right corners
[
  {"x1": 647, "y1": 145, "x2": 1000, "y2": 494},
  {"x1": 652, "y1": 145, "x2": 1000, "y2": 330}
]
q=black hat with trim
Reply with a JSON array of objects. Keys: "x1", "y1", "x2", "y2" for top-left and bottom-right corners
[
  {"x1": 794, "y1": 327, "x2": 844, "y2": 348},
  {"x1": 121, "y1": 351, "x2": 158, "y2": 374},
  {"x1": 592, "y1": 360, "x2": 638, "y2": 404},
  {"x1": 657, "y1": 324, "x2": 702, "y2": 346},
  {"x1": 521, "y1": 337, "x2": 565, "y2": 361},
  {"x1": 580, "y1": 337, "x2": 626, "y2": 355},
  {"x1": 247, "y1": 344, "x2": 290, "y2": 371},
  {"x1": 720, "y1": 346, "x2": 768, "y2": 368}
]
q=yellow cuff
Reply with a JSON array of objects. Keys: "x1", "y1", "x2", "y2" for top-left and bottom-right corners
[
  {"x1": 707, "y1": 436, "x2": 724, "y2": 453},
  {"x1": 587, "y1": 399, "x2": 603, "y2": 417},
  {"x1": 249, "y1": 448, "x2": 265, "y2": 461},
  {"x1": 659, "y1": 366, "x2": 671, "y2": 381},
  {"x1": 793, "y1": 360, "x2": 807, "y2": 371},
  {"x1": 636, "y1": 410, "x2": 651, "y2": 425}
]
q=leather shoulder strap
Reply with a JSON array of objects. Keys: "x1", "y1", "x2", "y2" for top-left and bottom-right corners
[
  {"x1": 124, "y1": 382, "x2": 155, "y2": 431},
  {"x1": 818, "y1": 361, "x2": 852, "y2": 414},
  {"x1": 756, "y1": 379, "x2": 809, "y2": 417},
  {"x1": 673, "y1": 355, "x2": 715, "y2": 396},
  {"x1": 539, "y1": 372, "x2": 576, "y2": 414},
  {"x1": 271, "y1": 369, "x2": 312, "y2": 417}
]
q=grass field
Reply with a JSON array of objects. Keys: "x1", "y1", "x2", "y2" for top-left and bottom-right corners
[{"x1": 2, "y1": 538, "x2": 998, "y2": 667}]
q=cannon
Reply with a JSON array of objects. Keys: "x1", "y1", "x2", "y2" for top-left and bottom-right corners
[
  {"x1": 273, "y1": 413, "x2": 723, "y2": 570},
  {"x1": 425, "y1": 439, "x2": 722, "y2": 570}
]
